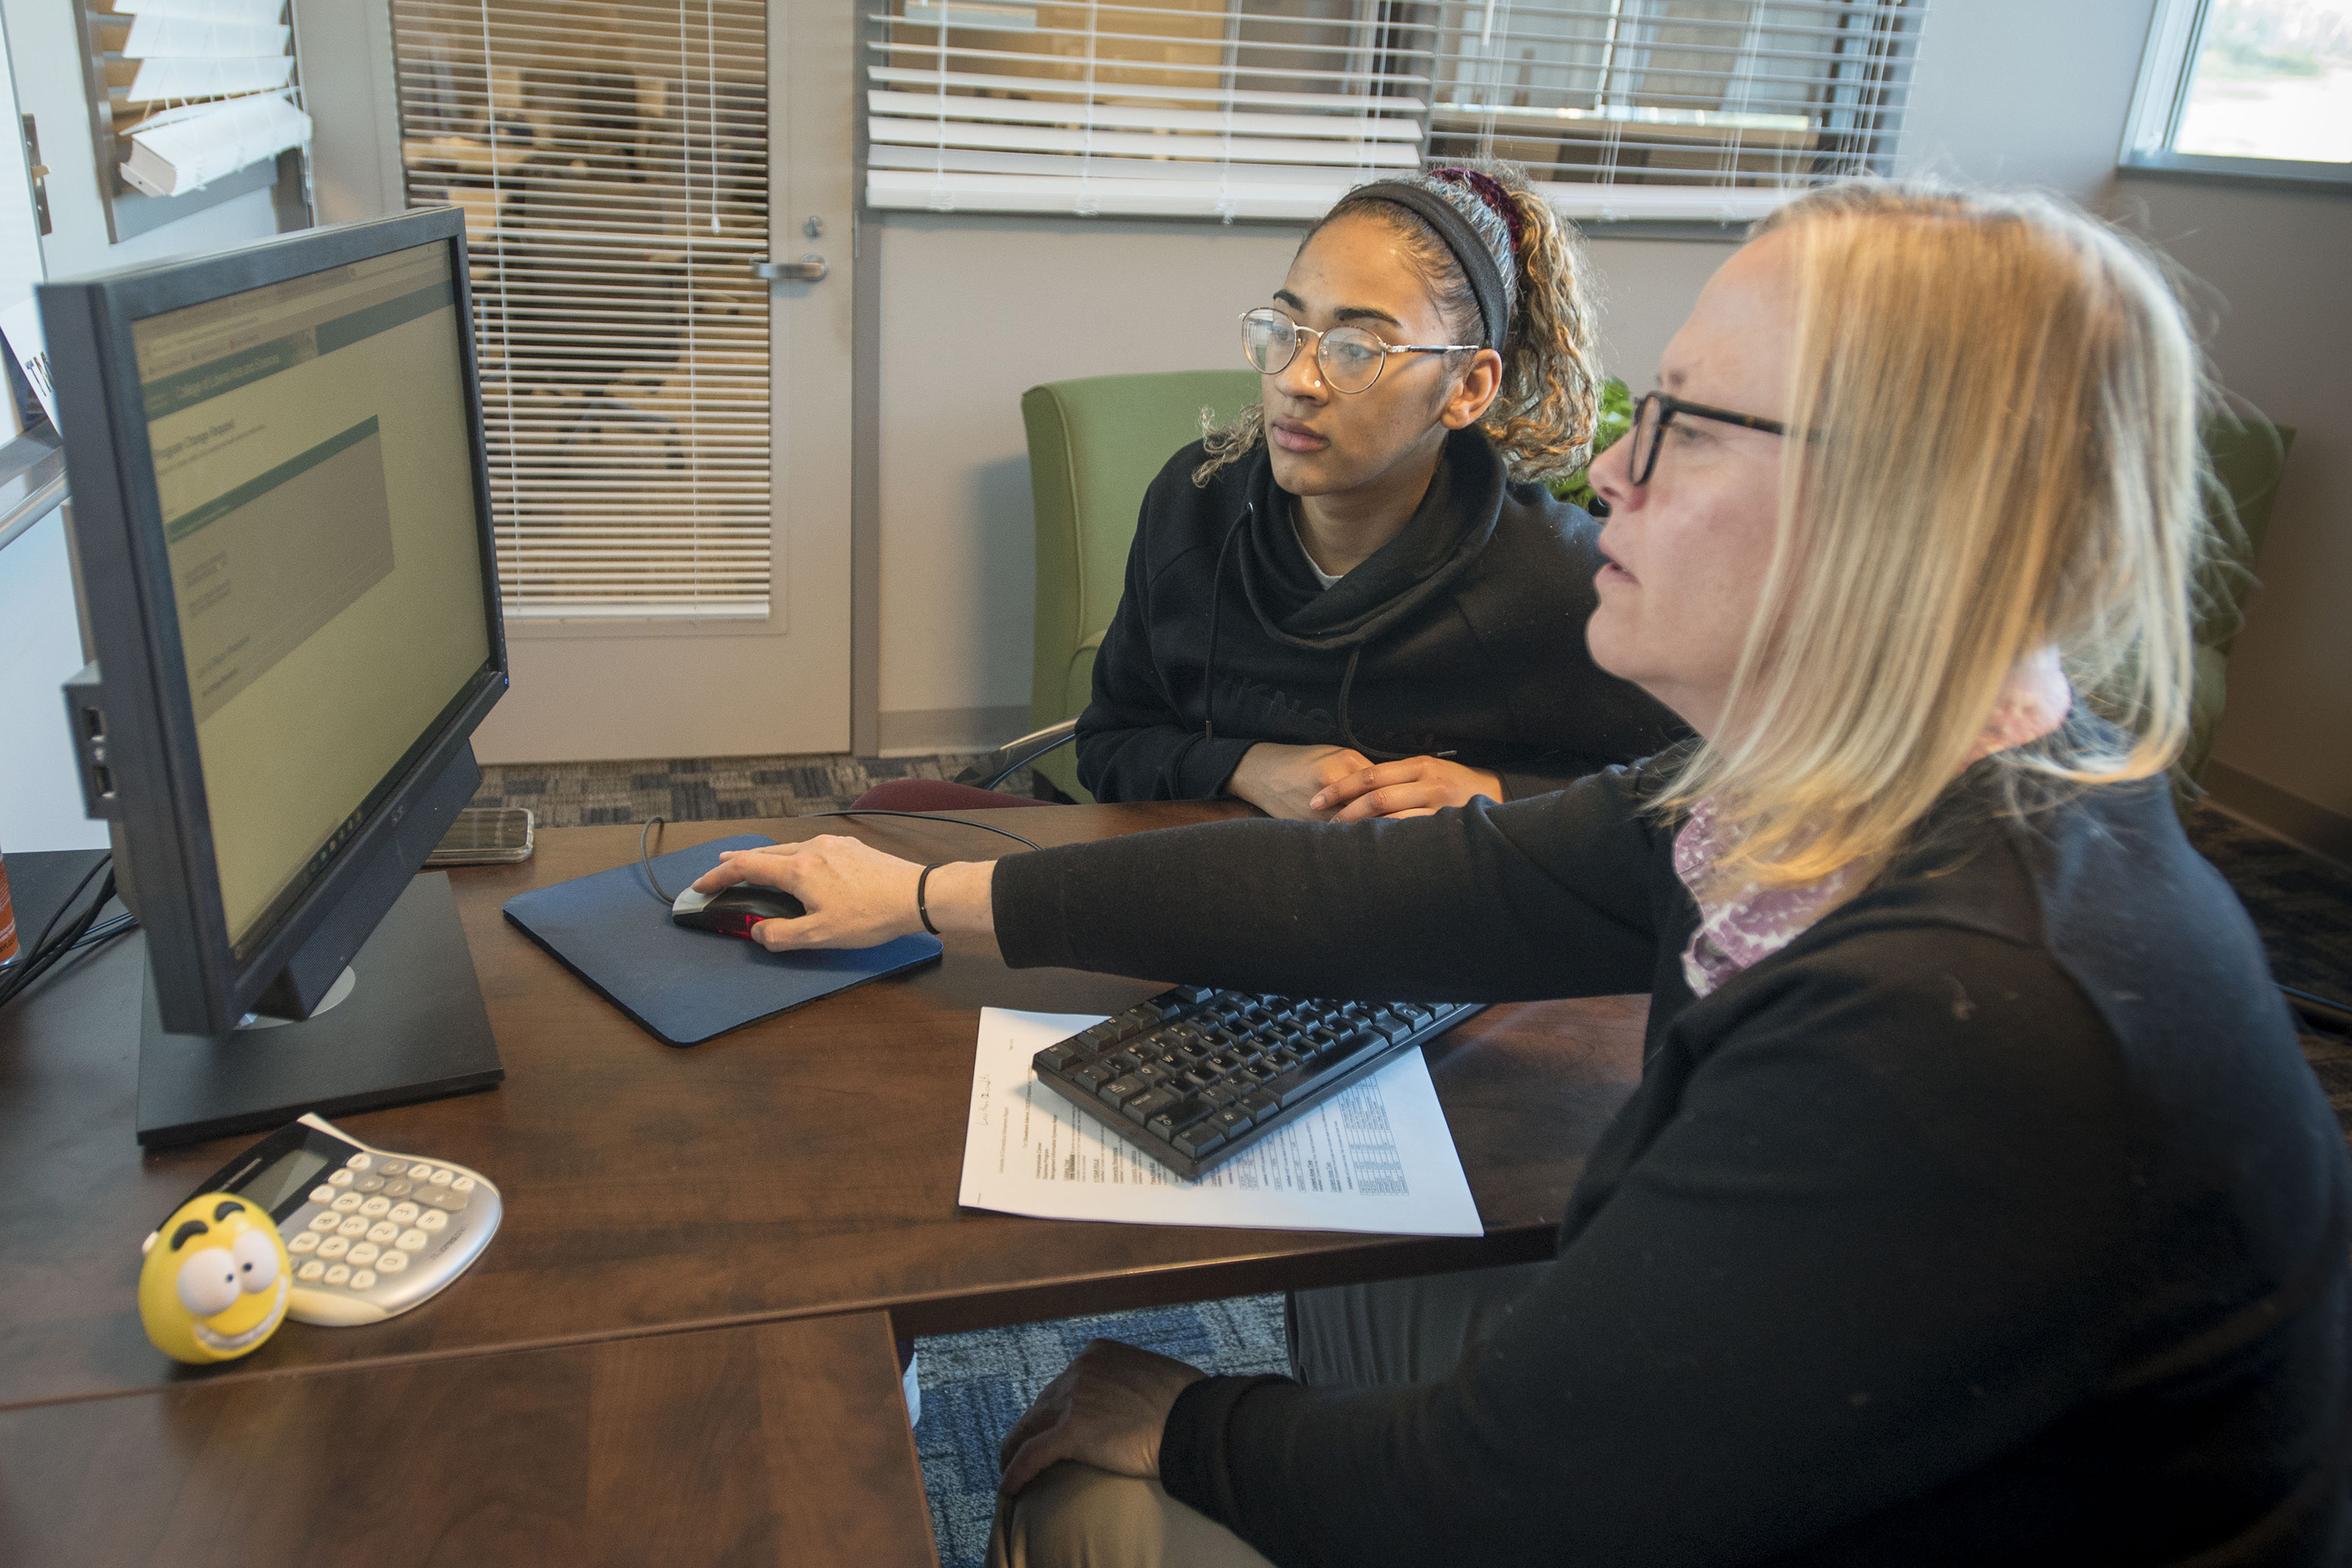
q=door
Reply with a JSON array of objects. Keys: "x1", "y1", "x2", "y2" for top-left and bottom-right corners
[{"x1": 315, "y1": 0, "x2": 855, "y2": 764}]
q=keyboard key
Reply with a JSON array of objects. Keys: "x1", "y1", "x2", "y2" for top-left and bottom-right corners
[
  {"x1": 1034, "y1": 1043, "x2": 1083, "y2": 1073},
  {"x1": 1171, "y1": 985, "x2": 1214, "y2": 1004},
  {"x1": 1173, "y1": 1124, "x2": 1227, "y2": 1160},
  {"x1": 1367, "y1": 1011, "x2": 1411, "y2": 1044},
  {"x1": 1099, "y1": 1073, "x2": 1150, "y2": 1106},
  {"x1": 1104, "y1": 1050, "x2": 1145, "y2": 1075},
  {"x1": 1241, "y1": 1089, "x2": 1280, "y2": 1121},
  {"x1": 1123, "y1": 1087, "x2": 1181, "y2": 1125},
  {"x1": 1205, "y1": 1106, "x2": 1254, "y2": 1140},
  {"x1": 1075, "y1": 1062, "x2": 1118, "y2": 1089},
  {"x1": 1134, "y1": 1062, "x2": 1177, "y2": 1089},
  {"x1": 1147, "y1": 1096, "x2": 1214, "y2": 1135}
]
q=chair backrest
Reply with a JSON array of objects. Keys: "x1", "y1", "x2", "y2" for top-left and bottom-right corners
[
  {"x1": 1021, "y1": 371, "x2": 1260, "y2": 797},
  {"x1": 2179, "y1": 417, "x2": 2295, "y2": 804}
]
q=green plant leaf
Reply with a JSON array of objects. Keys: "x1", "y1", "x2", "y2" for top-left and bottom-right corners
[{"x1": 1547, "y1": 376, "x2": 1633, "y2": 511}]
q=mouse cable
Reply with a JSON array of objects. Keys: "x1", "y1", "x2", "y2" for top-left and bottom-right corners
[{"x1": 637, "y1": 808, "x2": 1045, "y2": 908}]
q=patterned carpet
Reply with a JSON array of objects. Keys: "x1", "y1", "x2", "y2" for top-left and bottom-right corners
[{"x1": 472, "y1": 754, "x2": 2352, "y2": 1568}]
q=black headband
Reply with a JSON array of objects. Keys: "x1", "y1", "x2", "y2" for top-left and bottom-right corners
[{"x1": 1345, "y1": 181, "x2": 1508, "y2": 352}]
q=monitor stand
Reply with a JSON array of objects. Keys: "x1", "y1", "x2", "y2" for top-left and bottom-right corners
[{"x1": 136, "y1": 871, "x2": 503, "y2": 1147}]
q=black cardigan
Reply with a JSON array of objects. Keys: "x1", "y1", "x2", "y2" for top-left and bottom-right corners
[
  {"x1": 993, "y1": 757, "x2": 2352, "y2": 1566},
  {"x1": 1073, "y1": 427, "x2": 1683, "y2": 804}
]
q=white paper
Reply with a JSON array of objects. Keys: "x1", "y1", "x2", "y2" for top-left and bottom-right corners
[
  {"x1": 0, "y1": 298, "x2": 58, "y2": 431},
  {"x1": 959, "y1": 1007, "x2": 1484, "y2": 1236}
]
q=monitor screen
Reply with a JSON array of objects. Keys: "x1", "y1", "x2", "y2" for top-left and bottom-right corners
[{"x1": 130, "y1": 241, "x2": 492, "y2": 955}]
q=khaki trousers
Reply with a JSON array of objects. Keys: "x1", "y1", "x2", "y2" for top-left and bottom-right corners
[{"x1": 988, "y1": 1260, "x2": 1552, "y2": 1568}]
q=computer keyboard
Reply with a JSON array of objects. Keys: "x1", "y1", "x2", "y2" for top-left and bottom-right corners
[{"x1": 1029, "y1": 985, "x2": 1484, "y2": 1178}]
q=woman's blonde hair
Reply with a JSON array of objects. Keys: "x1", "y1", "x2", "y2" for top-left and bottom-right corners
[
  {"x1": 1196, "y1": 162, "x2": 1602, "y2": 485},
  {"x1": 1660, "y1": 183, "x2": 2209, "y2": 894}
]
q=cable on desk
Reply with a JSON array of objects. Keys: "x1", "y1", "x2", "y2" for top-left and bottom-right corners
[
  {"x1": 637, "y1": 808, "x2": 1044, "y2": 909},
  {"x1": 0, "y1": 856, "x2": 131, "y2": 1010}
]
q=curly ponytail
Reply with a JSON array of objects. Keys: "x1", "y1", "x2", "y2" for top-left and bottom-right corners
[{"x1": 1195, "y1": 161, "x2": 1602, "y2": 488}]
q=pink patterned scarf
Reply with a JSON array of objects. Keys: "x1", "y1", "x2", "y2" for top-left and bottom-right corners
[{"x1": 1673, "y1": 650, "x2": 2072, "y2": 998}]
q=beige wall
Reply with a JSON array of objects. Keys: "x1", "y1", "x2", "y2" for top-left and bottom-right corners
[{"x1": 2118, "y1": 175, "x2": 2352, "y2": 826}]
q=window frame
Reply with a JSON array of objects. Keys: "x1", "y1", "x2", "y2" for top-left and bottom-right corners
[{"x1": 2119, "y1": 0, "x2": 2352, "y2": 193}]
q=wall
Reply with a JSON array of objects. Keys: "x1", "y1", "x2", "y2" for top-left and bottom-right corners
[{"x1": 2119, "y1": 174, "x2": 2352, "y2": 849}]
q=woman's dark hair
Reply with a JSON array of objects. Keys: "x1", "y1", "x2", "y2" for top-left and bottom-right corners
[{"x1": 1196, "y1": 162, "x2": 1601, "y2": 486}]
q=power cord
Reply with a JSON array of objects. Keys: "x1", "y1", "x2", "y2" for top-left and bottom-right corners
[
  {"x1": 637, "y1": 809, "x2": 1044, "y2": 908},
  {"x1": 0, "y1": 856, "x2": 138, "y2": 1010}
]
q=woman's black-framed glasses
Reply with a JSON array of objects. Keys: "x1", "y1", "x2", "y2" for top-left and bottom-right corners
[
  {"x1": 1240, "y1": 307, "x2": 1482, "y2": 395},
  {"x1": 1624, "y1": 391, "x2": 1793, "y2": 485}
]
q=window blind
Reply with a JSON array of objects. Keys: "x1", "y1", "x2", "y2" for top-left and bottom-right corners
[
  {"x1": 85, "y1": 0, "x2": 311, "y2": 203},
  {"x1": 390, "y1": 0, "x2": 773, "y2": 619},
  {"x1": 1426, "y1": 0, "x2": 1919, "y2": 220},
  {"x1": 866, "y1": 0, "x2": 1918, "y2": 220},
  {"x1": 865, "y1": 0, "x2": 1436, "y2": 220}
]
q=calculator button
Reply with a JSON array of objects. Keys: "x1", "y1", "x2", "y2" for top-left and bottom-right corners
[
  {"x1": 419, "y1": 1190, "x2": 450, "y2": 1210},
  {"x1": 346, "y1": 1154, "x2": 373, "y2": 1171},
  {"x1": 324, "y1": 1264, "x2": 351, "y2": 1286},
  {"x1": 327, "y1": 1170, "x2": 354, "y2": 1188},
  {"x1": 288, "y1": 1232, "x2": 320, "y2": 1254},
  {"x1": 350, "y1": 1269, "x2": 377, "y2": 1290},
  {"x1": 308, "y1": 1186, "x2": 336, "y2": 1204},
  {"x1": 452, "y1": 1176, "x2": 475, "y2": 1194},
  {"x1": 307, "y1": 1213, "x2": 341, "y2": 1233},
  {"x1": 376, "y1": 1160, "x2": 407, "y2": 1176},
  {"x1": 355, "y1": 1175, "x2": 385, "y2": 1193},
  {"x1": 359, "y1": 1196, "x2": 391, "y2": 1218},
  {"x1": 337, "y1": 1216, "x2": 368, "y2": 1238},
  {"x1": 331, "y1": 1192, "x2": 364, "y2": 1214},
  {"x1": 383, "y1": 1178, "x2": 413, "y2": 1197},
  {"x1": 416, "y1": 1210, "x2": 449, "y2": 1232},
  {"x1": 296, "y1": 1260, "x2": 325, "y2": 1282},
  {"x1": 397, "y1": 1228, "x2": 428, "y2": 1251},
  {"x1": 376, "y1": 1250, "x2": 409, "y2": 1274},
  {"x1": 365, "y1": 1221, "x2": 397, "y2": 1243},
  {"x1": 426, "y1": 1168, "x2": 453, "y2": 1186},
  {"x1": 348, "y1": 1243, "x2": 380, "y2": 1265},
  {"x1": 318, "y1": 1236, "x2": 350, "y2": 1259},
  {"x1": 388, "y1": 1202, "x2": 420, "y2": 1224},
  {"x1": 439, "y1": 1192, "x2": 468, "y2": 1213}
]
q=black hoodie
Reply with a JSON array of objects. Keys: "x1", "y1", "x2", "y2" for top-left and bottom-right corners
[{"x1": 1073, "y1": 426, "x2": 1685, "y2": 804}]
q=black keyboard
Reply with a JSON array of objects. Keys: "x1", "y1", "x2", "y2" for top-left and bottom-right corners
[{"x1": 1029, "y1": 985, "x2": 1484, "y2": 1178}]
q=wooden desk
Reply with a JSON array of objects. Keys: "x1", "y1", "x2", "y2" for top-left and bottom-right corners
[{"x1": 0, "y1": 804, "x2": 1647, "y2": 1563}]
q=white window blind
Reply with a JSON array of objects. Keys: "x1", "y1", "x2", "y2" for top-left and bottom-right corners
[
  {"x1": 1428, "y1": 0, "x2": 1919, "y2": 220},
  {"x1": 866, "y1": 0, "x2": 1918, "y2": 220},
  {"x1": 86, "y1": 0, "x2": 311, "y2": 202},
  {"x1": 391, "y1": 0, "x2": 773, "y2": 619},
  {"x1": 865, "y1": 0, "x2": 1436, "y2": 220}
]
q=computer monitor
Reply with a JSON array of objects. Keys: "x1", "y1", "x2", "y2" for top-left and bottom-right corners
[{"x1": 41, "y1": 206, "x2": 510, "y2": 1145}]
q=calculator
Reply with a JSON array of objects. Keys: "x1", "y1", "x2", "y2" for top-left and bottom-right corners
[{"x1": 143, "y1": 1112, "x2": 501, "y2": 1327}]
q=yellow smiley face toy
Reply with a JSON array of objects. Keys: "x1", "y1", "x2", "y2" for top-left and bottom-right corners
[{"x1": 138, "y1": 1194, "x2": 291, "y2": 1363}]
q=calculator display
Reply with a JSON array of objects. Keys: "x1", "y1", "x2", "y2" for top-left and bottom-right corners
[{"x1": 241, "y1": 1148, "x2": 332, "y2": 1217}]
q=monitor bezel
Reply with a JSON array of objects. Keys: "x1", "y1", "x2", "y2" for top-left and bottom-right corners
[{"x1": 44, "y1": 205, "x2": 508, "y2": 1033}]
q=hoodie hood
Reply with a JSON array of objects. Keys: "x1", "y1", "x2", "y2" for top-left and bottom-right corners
[{"x1": 1236, "y1": 425, "x2": 1504, "y2": 654}]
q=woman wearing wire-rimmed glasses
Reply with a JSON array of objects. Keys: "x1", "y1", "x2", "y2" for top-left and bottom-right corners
[{"x1": 1066, "y1": 163, "x2": 1680, "y2": 820}]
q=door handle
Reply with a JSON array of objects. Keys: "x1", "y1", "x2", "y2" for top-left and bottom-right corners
[
  {"x1": 751, "y1": 255, "x2": 826, "y2": 283},
  {"x1": 21, "y1": 114, "x2": 49, "y2": 236}
]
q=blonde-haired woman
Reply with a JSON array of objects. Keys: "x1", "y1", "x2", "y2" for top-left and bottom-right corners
[
  {"x1": 694, "y1": 186, "x2": 2352, "y2": 1564},
  {"x1": 1073, "y1": 162, "x2": 1680, "y2": 819}
]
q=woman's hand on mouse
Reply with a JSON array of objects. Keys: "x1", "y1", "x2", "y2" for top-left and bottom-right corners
[
  {"x1": 1310, "y1": 756, "x2": 1504, "y2": 822},
  {"x1": 691, "y1": 837, "x2": 996, "y2": 949}
]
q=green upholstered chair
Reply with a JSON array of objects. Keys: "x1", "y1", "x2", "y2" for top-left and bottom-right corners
[
  {"x1": 1018, "y1": 369, "x2": 1262, "y2": 803},
  {"x1": 2180, "y1": 417, "x2": 2295, "y2": 810}
]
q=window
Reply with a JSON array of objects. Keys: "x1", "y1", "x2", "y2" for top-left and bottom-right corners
[
  {"x1": 862, "y1": 0, "x2": 1922, "y2": 220},
  {"x1": 390, "y1": 0, "x2": 775, "y2": 619},
  {"x1": 2122, "y1": 0, "x2": 2352, "y2": 188}
]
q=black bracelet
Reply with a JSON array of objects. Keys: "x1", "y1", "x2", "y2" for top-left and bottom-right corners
[{"x1": 916, "y1": 863, "x2": 942, "y2": 935}]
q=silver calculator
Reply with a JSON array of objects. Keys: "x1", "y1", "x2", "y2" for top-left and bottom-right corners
[{"x1": 144, "y1": 1112, "x2": 500, "y2": 1327}]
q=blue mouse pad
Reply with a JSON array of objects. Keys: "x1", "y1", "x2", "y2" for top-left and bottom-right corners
[{"x1": 501, "y1": 833, "x2": 943, "y2": 1047}]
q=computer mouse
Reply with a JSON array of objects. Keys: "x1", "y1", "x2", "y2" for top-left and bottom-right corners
[{"x1": 672, "y1": 883, "x2": 806, "y2": 937}]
